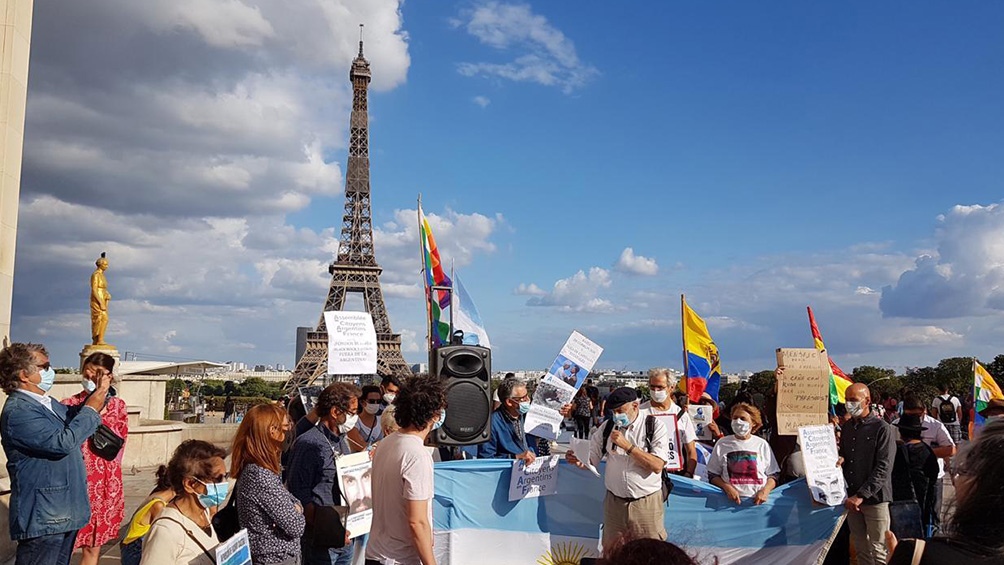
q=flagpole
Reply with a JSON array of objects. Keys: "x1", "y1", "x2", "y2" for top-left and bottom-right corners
[
  {"x1": 681, "y1": 294, "x2": 687, "y2": 396},
  {"x1": 418, "y1": 194, "x2": 433, "y2": 357},
  {"x1": 449, "y1": 259, "x2": 456, "y2": 345}
]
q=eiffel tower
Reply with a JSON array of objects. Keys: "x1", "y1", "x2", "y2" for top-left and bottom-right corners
[{"x1": 285, "y1": 35, "x2": 411, "y2": 391}]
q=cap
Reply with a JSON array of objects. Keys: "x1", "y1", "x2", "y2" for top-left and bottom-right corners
[
  {"x1": 606, "y1": 387, "x2": 638, "y2": 411},
  {"x1": 893, "y1": 413, "x2": 927, "y2": 433}
]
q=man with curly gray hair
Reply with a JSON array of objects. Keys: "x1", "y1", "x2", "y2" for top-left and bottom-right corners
[{"x1": 0, "y1": 342, "x2": 112, "y2": 565}]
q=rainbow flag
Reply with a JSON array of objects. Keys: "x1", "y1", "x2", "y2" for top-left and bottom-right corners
[
  {"x1": 807, "y1": 306, "x2": 853, "y2": 405},
  {"x1": 419, "y1": 204, "x2": 452, "y2": 349},
  {"x1": 974, "y1": 360, "x2": 1004, "y2": 429},
  {"x1": 682, "y1": 295, "x2": 721, "y2": 403}
]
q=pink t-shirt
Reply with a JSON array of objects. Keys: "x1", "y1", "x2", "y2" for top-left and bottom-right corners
[{"x1": 365, "y1": 432, "x2": 434, "y2": 565}]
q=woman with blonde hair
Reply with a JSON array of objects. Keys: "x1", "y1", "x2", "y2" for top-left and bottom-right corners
[
  {"x1": 231, "y1": 403, "x2": 304, "y2": 565},
  {"x1": 707, "y1": 402, "x2": 780, "y2": 505}
]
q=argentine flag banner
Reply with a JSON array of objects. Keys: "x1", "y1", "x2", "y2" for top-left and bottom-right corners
[{"x1": 433, "y1": 460, "x2": 844, "y2": 565}]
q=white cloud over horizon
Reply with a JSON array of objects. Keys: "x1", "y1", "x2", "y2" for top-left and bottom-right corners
[{"x1": 615, "y1": 247, "x2": 659, "y2": 276}]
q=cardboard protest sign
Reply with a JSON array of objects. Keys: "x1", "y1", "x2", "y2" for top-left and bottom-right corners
[
  {"x1": 651, "y1": 414, "x2": 683, "y2": 472},
  {"x1": 508, "y1": 455, "x2": 560, "y2": 501},
  {"x1": 324, "y1": 311, "x2": 377, "y2": 375},
  {"x1": 336, "y1": 452, "x2": 373, "y2": 538},
  {"x1": 775, "y1": 348, "x2": 830, "y2": 436},
  {"x1": 688, "y1": 405, "x2": 715, "y2": 441},
  {"x1": 798, "y1": 424, "x2": 846, "y2": 506},
  {"x1": 524, "y1": 331, "x2": 604, "y2": 440},
  {"x1": 215, "y1": 529, "x2": 252, "y2": 565}
]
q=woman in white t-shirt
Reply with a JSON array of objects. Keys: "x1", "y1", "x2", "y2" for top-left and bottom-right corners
[{"x1": 707, "y1": 402, "x2": 780, "y2": 505}]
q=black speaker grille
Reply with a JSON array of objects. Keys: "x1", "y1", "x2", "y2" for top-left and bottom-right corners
[
  {"x1": 444, "y1": 350, "x2": 486, "y2": 378},
  {"x1": 443, "y1": 381, "x2": 490, "y2": 441}
]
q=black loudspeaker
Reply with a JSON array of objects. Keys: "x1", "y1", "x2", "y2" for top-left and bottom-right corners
[{"x1": 433, "y1": 345, "x2": 491, "y2": 446}]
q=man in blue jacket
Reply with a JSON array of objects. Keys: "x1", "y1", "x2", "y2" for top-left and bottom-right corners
[
  {"x1": 0, "y1": 342, "x2": 112, "y2": 565},
  {"x1": 478, "y1": 377, "x2": 538, "y2": 462}
]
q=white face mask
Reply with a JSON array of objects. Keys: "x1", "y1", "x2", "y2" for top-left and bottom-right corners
[
  {"x1": 732, "y1": 418, "x2": 752, "y2": 437},
  {"x1": 338, "y1": 414, "x2": 358, "y2": 434},
  {"x1": 364, "y1": 403, "x2": 380, "y2": 415},
  {"x1": 651, "y1": 389, "x2": 668, "y2": 403},
  {"x1": 81, "y1": 377, "x2": 97, "y2": 393},
  {"x1": 846, "y1": 401, "x2": 865, "y2": 418},
  {"x1": 383, "y1": 393, "x2": 396, "y2": 404}
]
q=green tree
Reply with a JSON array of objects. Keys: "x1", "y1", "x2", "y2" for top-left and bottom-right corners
[
  {"x1": 238, "y1": 377, "x2": 271, "y2": 398},
  {"x1": 850, "y1": 366, "x2": 902, "y2": 400},
  {"x1": 718, "y1": 382, "x2": 740, "y2": 406},
  {"x1": 935, "y1": 357, "x2": 974, "y2": 398},
  {"x1": 985, "y1": 355, "x2": 1004, "y2": 382},
  {"x1": 748, "y1": 370, "x2": 777, "y2": 399}
]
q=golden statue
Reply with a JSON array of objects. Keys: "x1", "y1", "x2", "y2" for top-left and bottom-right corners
[{"x1": 90, "y1": 252, "x2": 112, "y2": 346}]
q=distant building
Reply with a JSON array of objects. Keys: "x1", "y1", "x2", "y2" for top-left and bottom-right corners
[
  {"x1": 410, "y1": 363, "x2": 429, "y2": 374},
  {"x1": 295, "y1": 326, "x2": 311, "y2": 367}
]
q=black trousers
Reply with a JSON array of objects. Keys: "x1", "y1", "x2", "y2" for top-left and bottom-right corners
[{"x1": 574, "y1": 416, "x2": 592, "y2": 439}]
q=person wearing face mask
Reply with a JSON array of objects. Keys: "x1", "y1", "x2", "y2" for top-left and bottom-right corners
[
  {"x1": 639, "y1": 368, "x2": 698, "y2": 477},
  {"x1": 59, "y1": 352, "x2": 128, "y2": 565},
  {"x1": 378, "y1": 375, "x2": 402, "y2": 415},
  {"x1": 365, "y1": 375, "x2": 446, "y2": 565},
  {"x1": 477, "y1": 377, "x2": 538, "y2": 463},
  {"x1": 286, "y1": 382, "x2": 362, "y2": 565},
  {"x1": 140, "y1": 440, "x2": 227, "y2": 565},
  {"x1": 0, "y1": 342, "x2": 112, "y2": 565},
  {"x1": 350, "y1": 386, "x2": 385, "y2": 453},
  {"x1": 566, "y1": 387, "x2": 670, "y2": 550},
  {"x1": 838, "y1": 383, "x2": 897, "y2": 565},
  {"x1": 231, "y1": 404, "x2": 304, "y2": 565},
  {"x1": 706, "y1": 403, "x2": 779, "y2": 505}
]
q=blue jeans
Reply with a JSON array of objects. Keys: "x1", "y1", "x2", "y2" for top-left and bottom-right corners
[
  {"x1": 15, "y1": 531, "x2": 77, "y2": 565},
  {"x1": 301, "y1": 540, "x2": 353, "y2": 565},
  {"x1": 120, "y1": 538, "x2": 143, "y2": 565}
]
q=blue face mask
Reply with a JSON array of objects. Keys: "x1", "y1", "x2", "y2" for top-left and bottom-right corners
[
  {"x1": 518, "y1": 401, "x2": 531, "y2": 415},
  {"x1": 613, "y1": 413, "x2": 631, "y2": 428},
  {"x1": 38, "y1": 367, "x2": 56, "y2": 393},
  {"x1": 82, "y1": 378, "x2": 97, "y2": 393},
  {"x1": 196, "y1": 480, "x2": 229, "y2": 509},
  {"x1": 432, "y1": 410, "x2": 446, "y2": 430}
]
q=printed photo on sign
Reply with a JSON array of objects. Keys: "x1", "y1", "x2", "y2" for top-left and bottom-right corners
[
  {"x1": 651, "y1": 414, "x2": 683, "y2": 472},
  {"x1": 299, "y1": 386, "x2": 322, "y2": 415},
  {"x1": 798, "y1": 424, "x2": 846, "y2": 506},
  {"x1": 547, "y1": 354, "x2": 588, "y2": 389},
  {"x1": 689, "y1": 405, "x2": 714, "y2": 441},
  {"x1": 216, "y1": 529, "x2": 252, "y2": 565},
  {"x1": 533, "y1": 375, "x2": 576, "y2": 411},
  {"x1": 336, "y1": 452, "x2": 373, "y2": 537}
]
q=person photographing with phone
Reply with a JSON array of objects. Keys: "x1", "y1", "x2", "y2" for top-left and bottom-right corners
[{"x1": 566, "y1": 387, "x2": 670, "y2": 549}]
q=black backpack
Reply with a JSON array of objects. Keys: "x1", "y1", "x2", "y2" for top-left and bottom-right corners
[
  {"x1": 938, "y1": 395, "x2": 958, "y2": 424},
  {"x1": 601, "y1": 415, "x2": 674, "y2": 503}
]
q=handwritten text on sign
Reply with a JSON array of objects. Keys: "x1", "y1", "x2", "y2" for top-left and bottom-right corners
[
  {"x1": 324, "y1": 311, "x2": 378, "y2": 375},
  {"x1": 775, "y1": 348, "x2": 830, "y2": 435},
  {"x1": 508, "y1": 455, "x2": 560, "y2": 501}
]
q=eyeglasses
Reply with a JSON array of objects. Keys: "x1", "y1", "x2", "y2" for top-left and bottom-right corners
[
  {"x1": 197, "y1": 472, "x2": 229, "y2": 484},
  {"x1": 511, "y1": 394, "x2": 530, "y2": 403},
  {"x1": 34, "y1": 362, "x2": 51, "y2": 371},
  {"x1": 365, "y1": 399, "x2": 382, "y2": 405}
]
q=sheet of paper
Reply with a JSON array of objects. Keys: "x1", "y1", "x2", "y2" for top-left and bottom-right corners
[
  {"x1": 324, "y1": 310, "x2": 378, "y2": 375},
  {"x1": 798, "y1": 424, "x2": 846, "y2": 506},
  {"x1": 525, "y1": 331, "x2": 604, "y2": 439},
  {"x1": 335, "y1": 451, "x2": 373, "y2": 537},
  {"x1": 570, "y1": 438, "x2": 600, "y2": 477},
  {"x1": 508, "y1": 455, "x2": 560, "y2": 501}
]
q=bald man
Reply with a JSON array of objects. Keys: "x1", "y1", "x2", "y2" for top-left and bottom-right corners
[{"x1": 838, "y1": 383, "x2": 896, "y2": 565}]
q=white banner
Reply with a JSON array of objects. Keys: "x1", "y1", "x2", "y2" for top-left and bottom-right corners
[
  {"x1": 336, "y1": 451, "x2": 373, "y2": 537},
  {"x1": 324, "y1": 311, "x2": 377, "y2": 375},
  {"x1": 798, "y1": 424, "x2": 846, "y2": 506},
  {"x1": 508, "y1": 455, "x2": 560, "y2": 501},
  {"x1": 215, "y1": 529, "x2": 252, "y2": 565},
  {"x1": 525, "y1": 331, "x2": 604, "y2": 440}
]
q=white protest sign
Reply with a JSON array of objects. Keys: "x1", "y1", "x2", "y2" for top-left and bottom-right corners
[
  {"x1": 570, "y1": 437, "x2": 600, "y2": 477},
  {"x1": 215, "y1": 529, "x2": 252, "y2": 565},
  {"x1": 651, "y1": 414, "x2": 683, "y2": 472},
  {"x1": 335, "y1": 452, "x2": 373, "y2": 537},
  {"x1": 509, "y1": 455, "x2": 560, "y2": 501},
  {"x1": 688, "y1": 405, "x2": 714, "y2": 441},
  {"x1": 776, "y1": 348, "x2": 830, "y2": 435},
  {"x1": 525, "y1": 331, "x2": 604, "y2": 440},
  {"x1": 798, "y1": 424, "x2": 846, "y2": 506},
  {"x1": 324, "y1": 311, "x2": 378, "y2": 375}
]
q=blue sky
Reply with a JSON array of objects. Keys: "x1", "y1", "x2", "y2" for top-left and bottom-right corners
[{"x1": 11, "y1": 1, "x2": 1004, "y2": 374}]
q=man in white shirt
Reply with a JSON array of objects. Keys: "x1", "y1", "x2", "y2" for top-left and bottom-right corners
[
  {"x1": 931, "y1": 385, "x2": 963, "y2": 443},
  {"x1": 895, "y1": 395, "x2": 956, "y2": 535},
  {"x1": 639, "y1": 367, "x2": 697, "y2": 477},
  {"x1": 566, "y1": 387, "x2": 669, "y2": 549}
]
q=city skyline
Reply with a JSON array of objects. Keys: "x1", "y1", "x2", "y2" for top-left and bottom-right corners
[{"x1": 10, "y1": 1, "x2": 1004, "y2": 375}]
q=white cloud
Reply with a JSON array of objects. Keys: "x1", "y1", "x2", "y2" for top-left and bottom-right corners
[
  {"x1": 876, "y1": 325, "x2": 964, "y2": 347},
  {"x1": 615, "y1": 247, "x2": 659, "y2": 276},
  {"x1": 880, "y1": 202, "x2": 1004, "y2": 318},
  {"x1": 472, "y1": 95, "x2": 491, "y2": 108},
  {"x1": 524, "y1": 267, "x2": 615, "y2": 312},
  {"x1": 452, "y1": 2, "x2": 598, "y2": 93},
  {"x1": 514, "y1": 283, "x2": 546, "y2": 296}
]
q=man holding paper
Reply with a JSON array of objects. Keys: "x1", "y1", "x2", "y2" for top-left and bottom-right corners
[{"x1": 566, "y1": 387, "x2": 669, "y2": 548}]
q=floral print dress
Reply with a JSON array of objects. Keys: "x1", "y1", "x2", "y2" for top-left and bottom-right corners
[{"x1": 62, "y1": 391, "x2": 129, "y2": 548}]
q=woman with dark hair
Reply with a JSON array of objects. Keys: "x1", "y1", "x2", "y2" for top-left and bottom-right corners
[
  {"x1": 887, "y1": 418, "x2": 1004, "y2": 563},
  {"x1": 61, "y1": 351, "x2": 128, "y2": 565},
  {"x1": 232, "y1": 404, "x2": 304, "y2": 565},
  {"x1": 352, "y1": 385, "x2": 384, "y2": 451},
  {"x1": 141, "y1": 440, "x2": 227, "y2": 565},
  {"x1": 120, "y1": 466, "x2": 174, "y2": 565}
]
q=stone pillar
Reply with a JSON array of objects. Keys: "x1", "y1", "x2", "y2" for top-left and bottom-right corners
[{"x1": 0, "y1": 0, "x2": 33, "y2": 344}]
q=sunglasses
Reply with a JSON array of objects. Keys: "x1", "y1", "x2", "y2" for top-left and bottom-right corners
[
  {"x1": 365, "y1": 399, "x2": 382, "y2": 405},
  {"x1": 35, "y1": 362, "x2": 51, "y2": 371}
]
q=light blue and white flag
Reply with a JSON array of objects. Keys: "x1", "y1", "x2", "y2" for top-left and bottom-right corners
[
  {"x1": 433, "y1": 460, "x2": 844, "y2": 565},
  {"x1": 452, "y1": 274, "x2": 491, "y2": 349}
]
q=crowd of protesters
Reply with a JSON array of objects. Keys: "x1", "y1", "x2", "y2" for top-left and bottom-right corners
[{"x1": 3, "y1": 340, "x2": 1004, "y2": 565}]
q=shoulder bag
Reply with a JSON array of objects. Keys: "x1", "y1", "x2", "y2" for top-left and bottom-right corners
[{"x1": 90, "y1": 424, "x2": 124, "y2": 461}]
